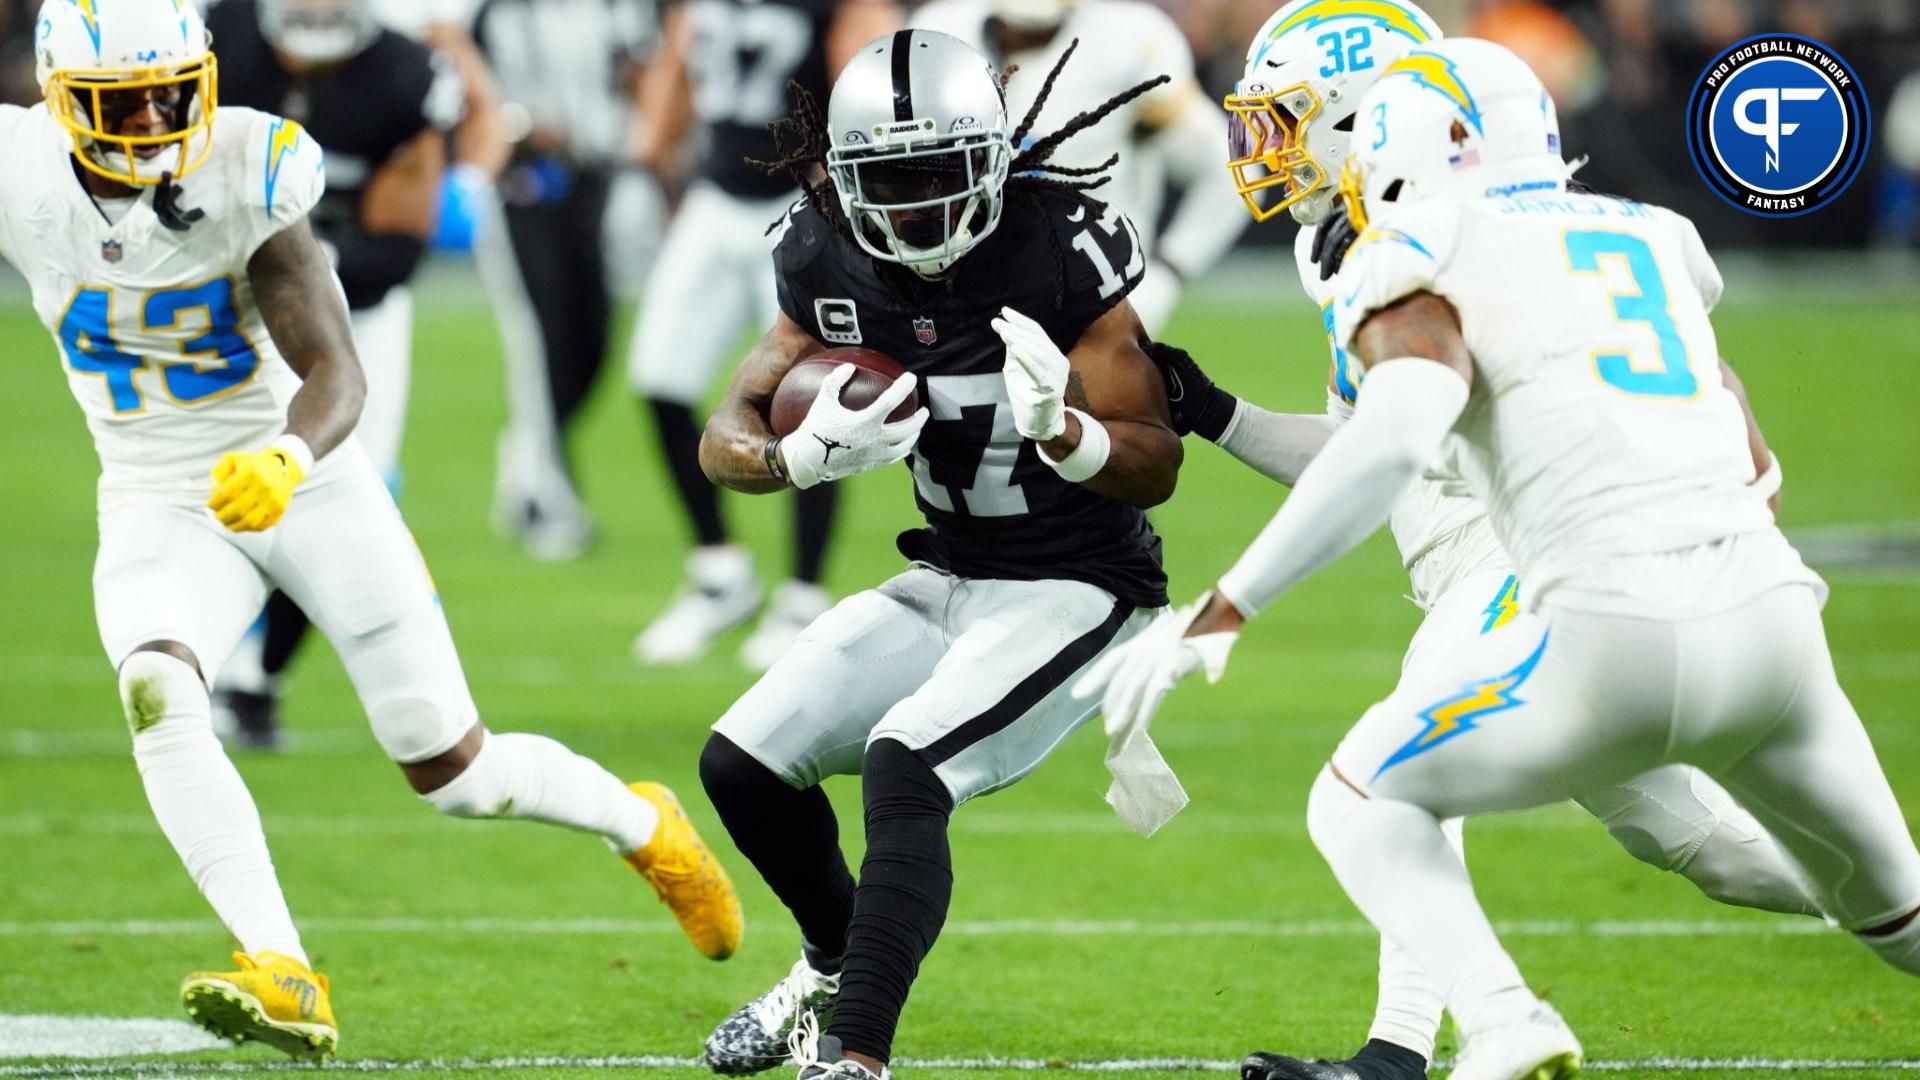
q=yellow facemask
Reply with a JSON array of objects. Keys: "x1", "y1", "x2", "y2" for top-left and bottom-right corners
[
  {"x1": 1222, "y1": 81, "x2": 1324, "y2": 223},
  {"x1": 1336, "y1": 152, "x2": 1367, "y2": 230},
  {"x1": 46, "y1": 54, "x2": 219, "y2": 188},
  {"x1": 1337, "y1": 154, "x2": 1370, "y2": 232}
]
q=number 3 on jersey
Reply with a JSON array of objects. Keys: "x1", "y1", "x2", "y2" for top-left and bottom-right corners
[
  {"x1": 1564, "y1": 230, "x2": 1696, "y2": 398},
  {"x1": 60, "y1": 278, "x2": 262, "y2": 413}
]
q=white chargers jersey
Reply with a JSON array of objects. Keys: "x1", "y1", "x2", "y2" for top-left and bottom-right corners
[
  {"x1": 0, "y1": 104, "x2": 326, "y2": 493},
  {"x1": 1333, "y1": 192, "x2": 1811, "y2": 614},
  {"x1": 912, "y1": 0, "x2": 1191, "y2": 248},
  {"x1": 1294, "y1": 226, "x2": 1506, "y2": 606}
]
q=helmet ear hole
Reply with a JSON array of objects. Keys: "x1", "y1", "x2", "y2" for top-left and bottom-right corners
[
  {"x1": 1332, "y1": 112, "x2": 1356, "y2": 132},
  {"x1": 1382, "y1": 179, "x2": 1404, "y2": 202}
]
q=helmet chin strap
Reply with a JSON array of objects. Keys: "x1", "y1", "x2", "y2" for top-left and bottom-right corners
[{"x1": 1289, "y1": 185, "x2": 1337, "y2": 227}]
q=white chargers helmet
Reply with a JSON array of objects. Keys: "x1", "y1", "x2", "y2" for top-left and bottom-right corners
[
  {"x1": 258, "y1": 0, "x2": 380, "y2": 66},
  {"x1": 1225, "y1": 0, "x2": 1442, "y2": 225},
  {"x1": 825, "y1": 30, "x2": 1013, "y2": 278},
  {"x1": 1339, "y1": 38, "x2": 1568, "y2": 231},
  {"x1": 34, "y1": 0, "x2": 217, "y2": 188}
]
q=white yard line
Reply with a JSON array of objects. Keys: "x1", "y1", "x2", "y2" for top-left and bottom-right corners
[
  {"x1": 1, "y1": 1054, "x2": 1918, "y2": 1075},
  {"x1": 0, "y1": 915, "x2": 1834, "y2": 940},
  {"x1": 0, "y1": 806, "x2": 1616, "y2": 839}
]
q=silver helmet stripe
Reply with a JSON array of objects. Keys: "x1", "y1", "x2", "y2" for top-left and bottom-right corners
[{"x1": 891, "y1": 29, "x2": 916, "y2": 121}]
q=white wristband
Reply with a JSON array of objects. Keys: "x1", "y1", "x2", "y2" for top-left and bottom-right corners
[
  {"x1": 269, "y1": 433, "x2": 316, "y2": 476},
  {"x1": 1750, "y1": 451, "x2": 1782, "y2": 500},
  {"x1": 1039, "y1": 407, "x2": 1110, "y2": 483}
]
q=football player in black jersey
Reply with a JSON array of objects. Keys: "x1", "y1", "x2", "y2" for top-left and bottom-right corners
[
  {"x1": 693, "y1": 30, "x2": 1182, "y2": 1080},
  {"x1": 627, "y1": 0, "x2": 899, "y2": 671},
  {"x1": 205, "y1": 0, "x2": 462, "y2": 748}
]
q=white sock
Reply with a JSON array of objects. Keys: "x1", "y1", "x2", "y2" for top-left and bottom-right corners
[
  {"x1": 1306, "y1": 767, "x2": 1533, "y2": 1039},
  {"x1": 122, "y1": 651, "x2": 306, "y2": 965},
  {"x1": 1366, "y1": 815, "x2": 1466, "y2": 1059},
  {"x1": 1859, "y1": 911, "x2": 1920, "y2": 976},
  {"x1": 421, "y1": 731, "x2": 660, "y2": 853},
  {"x1": 1370, "y1": 935, "x2": 1444, "y2": 1060}
]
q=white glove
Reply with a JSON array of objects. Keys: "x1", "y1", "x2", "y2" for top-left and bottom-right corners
[
  {"x1": 1072, "y1": 595, "x2": 1238, "y2": 746},
  {"x1": 992, "y1": 305, "x2": 1069, "y2": 440},
  {"x1": 781, "y1": 365, "x2": 929, "y2": 490}
]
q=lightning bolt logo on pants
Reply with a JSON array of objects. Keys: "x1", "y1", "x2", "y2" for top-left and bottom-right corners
[{"x1": 1372, "y1": 628, "x2": 1550, "y2": 781}]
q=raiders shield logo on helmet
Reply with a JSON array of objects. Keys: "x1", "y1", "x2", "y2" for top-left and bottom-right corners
[{"x1": 913, "y1": 316, "x2": 937, "y2": 346}]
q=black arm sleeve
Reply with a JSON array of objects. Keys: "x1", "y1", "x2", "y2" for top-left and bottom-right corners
[{"x1": 334, "y1": 233, "x2": 429, "y2": 311}]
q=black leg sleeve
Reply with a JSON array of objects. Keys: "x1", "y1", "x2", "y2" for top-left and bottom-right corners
[
  {"x1": 699, "y1": 733, "x2": 857, "y2": 961},
  {"x1": 259, "y1": 590, "x2": 312, "y2": 678},
  {"x1": 649, "y1": 399, "x2": 728, "y2": 547},
  {"x1": 826, "y1": 738, "x2": 955, "y2": 1064},
  {"x1": 791, "y1": 482, "x2": 838, "y2": 585}
]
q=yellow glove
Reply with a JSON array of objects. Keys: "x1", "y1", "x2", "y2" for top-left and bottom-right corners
[{"x1": 208, "y1": 437, "x2": 311, "y2": 532}]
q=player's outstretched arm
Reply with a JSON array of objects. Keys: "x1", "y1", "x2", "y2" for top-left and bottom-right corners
[
  {"x1": 1208, "y1": 291, "x2": 1473, "y2": 622},
  {"x1": 1144, "y1": 341, "x2": 1338, "y2": 488},
  {"x1": 248, "y1": 217, "x2": 367, "y2": 461},
  {"x1": 1077, "y1": 292, "x2": 1473, "y2": 739},
  {"x1": 700, "y1": 313, "x2": 826, "y2": 494},
  {"x1": 998, "y1": 301, "x2": 1182, "y2": 507}
]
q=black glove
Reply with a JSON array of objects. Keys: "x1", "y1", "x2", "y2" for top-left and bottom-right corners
[
  {"x1": 1309, "y1": 200, "x2": 1361, "y2": 281},
  {"x1": 1145, "y1": 340, "x2": 1238, "y2": 442}
]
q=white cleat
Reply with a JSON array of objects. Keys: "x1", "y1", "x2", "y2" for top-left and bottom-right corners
[
  {"x1": 634, "y1": 545, "x2": 762, "y2": 665},
  {"x1": 740, "y1": 581, "x2": 832, "y2": 672},
  {"x1": 1450, "y1": 1004, "x2": 1583, "y2": 1080},
  {"x1": 704, "y1": 953, "x2": 842, "y2": 1074}
]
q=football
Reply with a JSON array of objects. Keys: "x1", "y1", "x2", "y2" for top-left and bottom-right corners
[{"x1": 769, "y1": 348, "x2": 919, "y2": 436}]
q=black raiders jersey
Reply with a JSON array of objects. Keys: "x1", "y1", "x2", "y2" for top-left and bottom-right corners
[
  {"x1": 207, "y1": 0, "x2": 461, "y2": 308},
  {"x1": 774, "y1": 187, "x2": 1168, "y2": 608},
  {"x1": 676, "y1": 0, "x2": 833, "y2": 200}
]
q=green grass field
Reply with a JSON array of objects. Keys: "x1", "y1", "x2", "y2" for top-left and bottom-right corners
[{"x1": 1, "y1": 273, "x2": 1917, "y2": 1079}]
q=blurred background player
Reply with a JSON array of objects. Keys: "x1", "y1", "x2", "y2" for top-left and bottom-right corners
[
  {"x1": 475, "y1": 0, "x2": 662, "y2": 561},
  {"x1": 911, "y1": 0, "x2": 1248, "y2": 333},
  {"x1": 625, "y1": 0, "x2": 901, "y2": 669},
  {"x1": 204, "y1": 0, "x2": 464, "y2": 749},
  {"x1": 369, "y1": 0, "x2": 565, "y2": 559}
]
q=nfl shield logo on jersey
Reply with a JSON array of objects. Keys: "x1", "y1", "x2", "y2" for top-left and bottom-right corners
[
  {"x1": 100, "y1": 240, "x2": 123, "y2": 264},
  {"x1": 913, "y1": 316, "x2": 937, "y2": 346}
]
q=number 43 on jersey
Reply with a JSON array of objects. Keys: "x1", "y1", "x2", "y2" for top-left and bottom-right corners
[{"x1": 60, "y1": 278, "x2": 262, "y2": 413}]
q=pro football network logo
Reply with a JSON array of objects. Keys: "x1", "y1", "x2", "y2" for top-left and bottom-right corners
[{"x1": 1686, "y1": 33, "x2": 1869, "y2": 218}]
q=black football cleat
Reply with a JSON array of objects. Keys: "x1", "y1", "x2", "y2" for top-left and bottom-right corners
[
  {"x1": 1243, "y1": 1040, "x2": 1428, "y2": 1080},
  {"x1": 211, "y1": 688, "x2": 284, "y2": 752}
]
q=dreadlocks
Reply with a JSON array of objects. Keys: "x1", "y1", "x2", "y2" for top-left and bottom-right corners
[{"x1": 753, "y1": 39, "x2": 1170, "y2": 305}]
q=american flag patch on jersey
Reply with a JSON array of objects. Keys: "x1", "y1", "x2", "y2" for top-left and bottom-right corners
[{"x1": 1449, "y1": 148, "x2": 1481, "y2": 170}]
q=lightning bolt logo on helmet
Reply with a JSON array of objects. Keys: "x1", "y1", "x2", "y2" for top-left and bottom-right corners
[
  {"x1": 1223, "y1": 0, "x2": 1443, "y2": 226},
  {"x1": 1379, "y1": 49, "x2": 1484, "y2": 135},
  {"x1": 1337, "y1": 38, "x2": 1569, "y2": 233},
  {"x1": 1261, "y1": 0, "x2": 1437, "y2": 58},
  {"x1": 35, "y1": 0, "x2": 220, "y2": 187}
]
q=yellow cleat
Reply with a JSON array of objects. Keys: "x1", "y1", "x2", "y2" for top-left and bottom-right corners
[
  {"x1": 180, "y1": 951, "x2": 338, "y2": 1061},
  {"x1": 625, "y1": 781, "x2": 744, "y2": 960}
]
